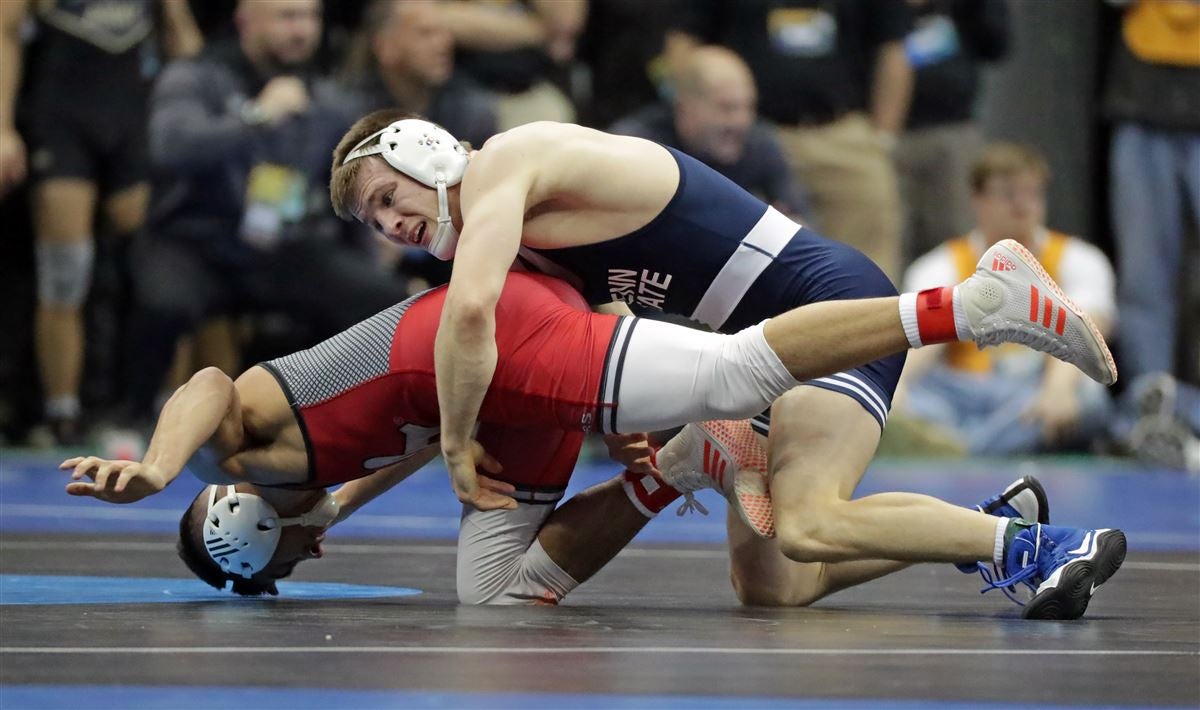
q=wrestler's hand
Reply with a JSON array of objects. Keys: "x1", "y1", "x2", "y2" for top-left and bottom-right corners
[
  {"x1": 444, "y1": 440, "x2": 517, "y2": 511},
  {"x1": 603, "y1": 432, "x2": 660, "y2": 475},
  {"x1": 61, "y1": 457, "x2": 170, "y2": 504}
]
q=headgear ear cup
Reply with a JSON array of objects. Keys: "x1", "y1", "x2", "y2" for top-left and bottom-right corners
[
  {"x1": 202, "y1": 486, "x2": 284, "y2": 579},
  {"x1": 343, "y1": 119, "x2": 469, "y2": 260}
]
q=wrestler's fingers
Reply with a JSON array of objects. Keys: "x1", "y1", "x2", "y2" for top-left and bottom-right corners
[
  {"x1": 475, "y1": 449, "x2": 503, "y2": 476},
  {"x1": 94, "y1": 463, "x2": 119, "y2": 492},
  {"x1": 114, "y1": 467, "x2": 140, "y2": 493},
  {"x1": 60, "y1": 457, "x2": 85, "y2": 470},
  {"x1": 65, "y1": 482, "x2": 102, "y2": 498},
  {"x1": 477, "y1": 475, "x2": 516, "y2": 493},
  {"x1": 72, "y1": 457, "x2": 100, "y2": 481}
]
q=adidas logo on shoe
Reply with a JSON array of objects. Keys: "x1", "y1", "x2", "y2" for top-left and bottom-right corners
[{"x1": 991, "y1": 253, "x2": 1017, "y2": 272}]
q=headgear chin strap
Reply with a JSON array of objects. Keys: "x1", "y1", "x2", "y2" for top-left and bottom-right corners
[
  {"x1": 342, "y1": 118, "x2": 469, "y2": 261},
  {"x1": 203, "y1": 487, "x2": 341, "y2": 580}
]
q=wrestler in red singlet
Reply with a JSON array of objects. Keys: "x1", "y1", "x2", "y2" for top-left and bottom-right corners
[{"x1": 258, "y1": 272, "x2": 620, "y2": 492}]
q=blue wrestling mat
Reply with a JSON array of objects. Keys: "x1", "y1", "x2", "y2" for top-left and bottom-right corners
[
  {"x1": 0, "y1": 574, "x2": 421, "y2": 605},
  {"x1": 2, "y1": 451, "x2": 1197, "y2": 551}
]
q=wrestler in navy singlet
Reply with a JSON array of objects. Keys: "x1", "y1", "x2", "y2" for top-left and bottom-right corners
[{"x1": 525, "y1": 145, "x2": 905, "y2": 431}]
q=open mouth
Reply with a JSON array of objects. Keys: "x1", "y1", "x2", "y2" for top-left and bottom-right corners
[{"x1": 413, "y1": 222, "x2": 427, "y2": 246}]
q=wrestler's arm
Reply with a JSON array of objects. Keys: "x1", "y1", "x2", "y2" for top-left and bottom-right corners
[
  {"x1": 330, "y1": 447, "x2": 518, "y2": 524},
  {"x1": 62, "y1": 367, "x2": 246, "y2": 503},
  {"x1": 330, "y1": 447, "x2": 439, "y2": 524},
  {"x1": 435, "y1": 134, "x2": 539, "y2": 509}
]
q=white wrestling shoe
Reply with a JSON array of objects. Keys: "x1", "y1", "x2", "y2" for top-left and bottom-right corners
[
  {"x1": 658, "y1": 420, "x2": 775, "y2": 538},
  {"x1": 960, "y1": 239, "x2": 1118, "y2": 385}
]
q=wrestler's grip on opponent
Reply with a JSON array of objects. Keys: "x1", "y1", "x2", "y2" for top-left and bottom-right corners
[
  {"x1": 604, "y1": 432, "x2": 660, "y2": 475},
  {"x1": 60, "y1": 456, "x2": 170, "y2": 505},
  {"x1": 443, "y1": 439, "x2": 519, "y2": 510}
]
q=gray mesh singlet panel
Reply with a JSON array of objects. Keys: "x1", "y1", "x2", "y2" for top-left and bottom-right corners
[{"x1": 264, "y1": 291, "x2": 427, "y2": 407}]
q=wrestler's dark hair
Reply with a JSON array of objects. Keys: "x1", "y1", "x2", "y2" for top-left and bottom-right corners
[{"x1": 177, "y1": 488, "x2": 279, "y2": 597}]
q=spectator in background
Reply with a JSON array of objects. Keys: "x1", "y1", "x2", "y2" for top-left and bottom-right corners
[
  {"x1": 354, "y1": 0, "x2": 496, "y2": 152},
  {"x1": 673, "y1": 0, "x2": 913, "y2": 281},
  {"x1": 123, "y1": 0, "x2": 407, "y2": 423},
  {"x1": 892, "y1": 144, "x2": 1115, "y2": 456},
  {"x1": 1103, "y1": 0, "x2": 1200, "y2": 385},
  {"x1": 0, "y1": 0, "x2": 202, "y2": 445},
  {"x1": 895, "y1": 0, "x2": 1009, "y2": 268},
  {"x1": 610, "y1": 45, "x2": 807, "y2": 219},
  {"x1": 442, "y1": 0, "x2": 586, "y2": 130}
]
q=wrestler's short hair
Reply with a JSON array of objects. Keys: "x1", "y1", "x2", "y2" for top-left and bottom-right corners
[
  {"x1": 970, "y1": 142, "x2": 1050, "y2": 194},
  {"x1": 329, "y1": 108, "x2": 420, "y2": 221}
]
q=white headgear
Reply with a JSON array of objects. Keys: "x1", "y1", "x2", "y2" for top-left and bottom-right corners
[
  {"x1": 203, "y1": 486, "x2": 341, "y2": 579},
  {"x1": 342, "y1": 118, "x2": 469, "y2": 261}
]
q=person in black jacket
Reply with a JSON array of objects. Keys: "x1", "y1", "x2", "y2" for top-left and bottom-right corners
[{"x1": 123, "y1": 0, "x2": 407, "y2": 423}]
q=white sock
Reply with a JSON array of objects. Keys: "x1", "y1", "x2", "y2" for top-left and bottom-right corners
[
  {"x1": 993, "y1": 517, "x2": 1010, "y2": 568},
  {"x1": 897, "y1": 292, "x2": 921, "y2": 348},
  {"x1": 952, "y1": 285, "x2": 972, "y2": 340},
  {"x1": 898, "y1": 286, "x2": 973, "y2": 348}
]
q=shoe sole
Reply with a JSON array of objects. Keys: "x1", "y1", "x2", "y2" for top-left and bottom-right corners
[
  {"x1": 699, "y1": 421, "x2": 775, "y2": 539},
  {"x1": 994, "y1": 239, "x2": 1118, "y2": 385},
  {"x1": 1023, "y1": 529, "x2": 1127, "y2": 621}
]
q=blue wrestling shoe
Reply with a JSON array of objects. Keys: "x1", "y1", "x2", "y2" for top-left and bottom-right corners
[
  {"x1": 955, "y1": 476, "x2": 1050, "y2": 599},
  {"x1": 976, "y1": 475, "x2": 1049, "y2": 524},
  {"x1": 980, "y1": 522, "x2": 1127, "y2": 620}
]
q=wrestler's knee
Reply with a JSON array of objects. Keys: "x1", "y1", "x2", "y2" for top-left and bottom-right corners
[{"x1": 774, "y1": 502, "x2": 849, "y2": 565}]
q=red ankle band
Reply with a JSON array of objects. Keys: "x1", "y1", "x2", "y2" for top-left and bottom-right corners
[{"x1": 916, "y1": 286, "x2": 959, "y2": 344}]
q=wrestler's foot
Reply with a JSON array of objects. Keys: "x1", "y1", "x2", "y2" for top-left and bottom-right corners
[
  {"x1": 978, "y1": 522, "x2": 1127, "y2": 620},
  {"x1": 956, "y1": 476, "x2": 1050, "y2": 583},
  {"x1": 657, "y1": 420, "x2": 775, "y2": 538},
  {"x1": 959, "y1": 239, "x2": 1117, "y2": 385}
]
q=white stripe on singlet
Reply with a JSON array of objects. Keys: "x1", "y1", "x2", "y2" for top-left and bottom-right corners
[
  {"x1": 690, "y1": 206, "x2": 800, "y2": 329},
  {"x1": 598, "y1": 316, "x2": 637, "y2": 434}
]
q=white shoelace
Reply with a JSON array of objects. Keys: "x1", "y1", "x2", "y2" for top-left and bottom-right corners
[
  {"x1": 675, "y1": 492, "x2": 709, "y2": 517},
  {"x1": 665, "y1": 464, "x2": 713, "y2": 493}
]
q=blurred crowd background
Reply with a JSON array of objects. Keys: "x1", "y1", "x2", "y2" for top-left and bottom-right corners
[{"x1": 0, "y1": 0, "x2": 1196, "y2": 470}]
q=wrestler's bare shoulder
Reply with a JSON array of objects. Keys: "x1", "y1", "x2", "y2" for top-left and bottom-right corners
[
  {"x1": 462, "y1": 123, "x2": 679, "y2": 247},
  {"x1": 474, "y1": 122, "x2": 675, "y2": 185}
]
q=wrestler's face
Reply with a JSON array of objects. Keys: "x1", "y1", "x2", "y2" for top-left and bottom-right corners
[
  {"x1": 258, "y1": 520, "x2": 326, "y2": 581},
  {"x1": 974, "y1": 170, "x2": 1047, "y2": 244},
  {"x1": 352, "y1": 157, "x2": 443, "y2": 249}
]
